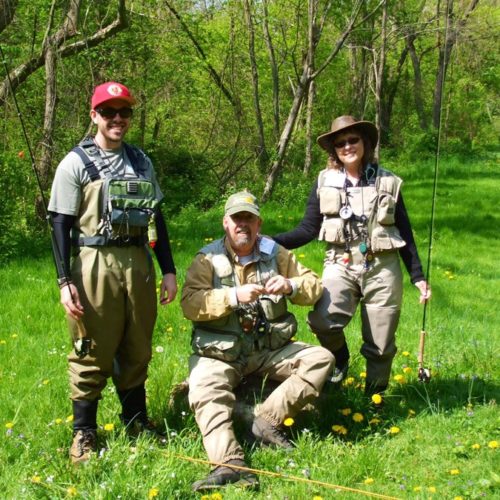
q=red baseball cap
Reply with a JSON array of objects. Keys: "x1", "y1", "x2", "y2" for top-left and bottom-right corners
[{"x1": 91, "y1": 82, "x2": 136, "y2": 109}]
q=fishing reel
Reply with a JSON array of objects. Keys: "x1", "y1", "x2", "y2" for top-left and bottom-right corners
[
  {"x1": 418, "y1": 367, "x2": 431, "y2": 383},
  {"x1": 74, "y1": 338, "x2": 91, "y2": 358}
]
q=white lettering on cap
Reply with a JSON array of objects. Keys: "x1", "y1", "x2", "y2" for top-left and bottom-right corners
[{"x1": 107, "y1": 84, "x2": 123, "y2": 96}]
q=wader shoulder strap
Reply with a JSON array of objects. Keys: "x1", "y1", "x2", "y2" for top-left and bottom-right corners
[{"x1": 71, "y1": 137, "x2": 101, "y2": 181}]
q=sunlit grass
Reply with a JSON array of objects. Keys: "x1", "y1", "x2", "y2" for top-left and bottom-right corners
[{"x1": 0, "y1": 158, "x2": 498, "y2": 498}]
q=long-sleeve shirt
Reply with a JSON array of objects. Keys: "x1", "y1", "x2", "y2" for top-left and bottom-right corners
[
  {"x1": 181, "y1": 237, "x2": 322, "y2": 322},
  {"x1": 273, "y1": 178, "x2": 425, "y2": 284}
]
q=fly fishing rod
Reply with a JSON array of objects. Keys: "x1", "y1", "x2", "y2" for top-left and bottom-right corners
[
  {"x1": 417, "y1": 3, "x2": 452, "y2": 383},
  {"x1": 0, "y1": 44, "x2": 89, "y2": 357}
]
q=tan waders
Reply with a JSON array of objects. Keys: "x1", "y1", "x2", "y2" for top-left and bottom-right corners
[{"x1": 308, "y1": 249, "x2": 402, "y2": 389}]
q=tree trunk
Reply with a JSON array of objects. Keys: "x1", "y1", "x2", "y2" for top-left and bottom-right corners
[
  {"x1": 373, "y1": 0, "x2": 387, "y2": 161},
  {"x1": 243, "y1": 0, "x2": 268, "y2": 171},
  {"x1": 262, "y1": 0, "x2": 280, "y2": 140}
]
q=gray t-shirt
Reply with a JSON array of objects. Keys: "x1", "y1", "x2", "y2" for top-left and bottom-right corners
[{"x1": 48, "y1": 146, "x2": 163, "y2": 216}]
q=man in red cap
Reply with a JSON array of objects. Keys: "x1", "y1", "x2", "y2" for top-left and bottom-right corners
[{"x1": 48, "y1": 82, "x2": 177, "y2": 464}]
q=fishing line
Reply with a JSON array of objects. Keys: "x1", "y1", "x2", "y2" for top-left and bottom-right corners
[{"x1": 165, "y1": 452, "x2": 401, "y2": 500}]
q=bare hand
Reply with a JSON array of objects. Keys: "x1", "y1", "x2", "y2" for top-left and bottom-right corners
[
  {"x1": 237, "y1": 284, "x2": 265, "y2": 304},
  {"x1": 160, "y1": 273, "x2": 178, "y2": 305},
  {"x1": 264, "y1": 275, "x2": 292, "y2": 296},
  {"x1": 60, "y1": 283, "x2": 84, "y2": 320},
  {"x1": 414, "y1": 280, "x2": 431, "y2": 304}
]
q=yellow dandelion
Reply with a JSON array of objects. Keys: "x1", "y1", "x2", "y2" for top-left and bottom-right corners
[
  {"x1": 428, "y1": 486, "x2": 436, "y2": 493},
  {"x1": 211, "y1": 495, "x2": 223, "y2": 500},
  {"x1": 408, "y1": 409, "x2": 416, "y2": 417},
  {"x1": 55, "y1": 418, "x2": 63, "y2": 425},
  {"x1": 359, "y1": 371, "x2": 367, "y2": 379},
  {"x1": 67, "y1": 486, "x2": 77, "y2": 497},
  {"x1": 343, "y1": 377, "x2": 355, "y2": 386},
  {"x1": 312, "y1": 496, "x2": 323, "y2": 500},
  {"x1": 42, "y1": 379, "x2": 49, "y2": 385},
  {"x1": 488, "y1": 440, "x2": 498, "y2": 449},
  {"x1": 454, "y1": 497, "x2": 464, "y2": 500},
  {"x1": 283, "y1": 417, "x2": 294, "y2": 427},
  {"x1": 371, "y1": 394, "x2": 383, "y2": 405},
  {"x1": 352, "y1": 413, "x2": 364, "y2": 423},
  {"x1": 413, "y1": 486, "x2": 421, "y2": 492},
  {"x1": 0, "y1": 340, "x2": 6, "y2": 344},
  {"x1": 31, "y1": 475, "x2": 42, "y2": 483},
  {"x1": 332, "y1": 424, "x2": 348, "y2": 435},
  {"x1": 166, "y1": 326, "x2": 173, "y2": 333},
  {"x1": 290, "y1": 336, "x2": 297, "y2": 342},
  {"x1": 5, "y1": 422, "x2": 14, "y2": 429},
  {"x1": 201, "y1": 496, "x2": 210, "y2": 500},
  {"x1": 471, "y1": 443, "x2": 481, "y2": 450},
  {"x1": 11, "y1": 334, "x2": 18, "y2": 338},
  {"x1": 369, "y1": 417, "x2": 381, "y2": 425},
  {"x1": 403, "y1": 366, "x2": 412, "y2": 374},
  {"x1": 389, "y1": 426, "x2": 400, "y2": 435},
  {"x1": 66, "y1": 415, "x2": 74, "y2": 423},
  {"x1": 449, "y1": 469, "x2": 460, "y2": 475},
  {"x1": 402, "y1": 351, "x2": 410, "y2": 357},
  {"x1": 393, "y1": 374, "x2": 406, "y2": 384},
  {"x1": 104, "y1": 423, "x2": 114, "y2": 432},
  {"x1": 364, "y1": 477, "x2": 374, "y2": 485},
  {"x1": 340, "y1": 408, "x2": 352, "y2": 416},
  {"x1": 148, "y1": 488, "x2": 159, "y2": 499},
  {"x1": 298, "y1": 254, "x2": 305, "y2": 258}
]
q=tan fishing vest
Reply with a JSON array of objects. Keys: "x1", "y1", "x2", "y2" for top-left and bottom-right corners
[
  {"x1": 317, "y1": 166, "x2": 406, "y2": 253},
  {"x1": 191, "y1": 237, "x2": 298, "y2": 362}
]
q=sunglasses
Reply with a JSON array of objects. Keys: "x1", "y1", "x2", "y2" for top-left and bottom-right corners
[
  {"x1": 96, "y1": 107, "x2": 133, "y2": 119},
  {"x1": 333, "y1": 136, "x2": 361, "y2": 149}
]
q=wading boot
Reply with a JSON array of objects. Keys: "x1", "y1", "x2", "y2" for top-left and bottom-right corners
[
  {"x1": 70, "y1": 399, "x2": 98, "y2": 465},
  {"x1": 118, "y1": 384, "x2": 165, "y2": 443},
  {"x1": 329, "y1": 344, "x2": 350, "y2": 384},
  {"x1": 191, "y1": 459, "x2": 259, "y2": 492},
  {"x1": 251, "y1": 416, "x2": 293, "y2": 448}
]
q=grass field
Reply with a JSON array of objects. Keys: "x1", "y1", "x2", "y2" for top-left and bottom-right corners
[{"x1": 0, "y1": 156, "x2": 498, "y2": 499}]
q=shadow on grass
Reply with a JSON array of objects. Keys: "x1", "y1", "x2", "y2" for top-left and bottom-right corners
[{"x1": 163, "y1": 373, "x2": 499, "y2": 445}]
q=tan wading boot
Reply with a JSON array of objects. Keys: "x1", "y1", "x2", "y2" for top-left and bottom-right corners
[
  {"x1": 70, "y1": 429, "x2": 97, "y2": 465},
  {"x1": 251, "y1": 415, "x2": 293, "y2": 448},
  {"x1": 191, "y1": 459, "x2": 259, "y2": 492}
]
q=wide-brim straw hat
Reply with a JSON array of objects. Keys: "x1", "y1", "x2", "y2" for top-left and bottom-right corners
[{"x1": 317, "y1": 115, "x2": 378, "y2": 154}]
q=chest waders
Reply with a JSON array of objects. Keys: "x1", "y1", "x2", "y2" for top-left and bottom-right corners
[
  {"x1": 309, "y1": 166, "x2": 405, "y2": 390},
  {"x1": 66, "y1": 138, "x2": 160, "y2": 401},
  {"x1": 190, "y1": 237, "x2": 297, "y2": 363}
]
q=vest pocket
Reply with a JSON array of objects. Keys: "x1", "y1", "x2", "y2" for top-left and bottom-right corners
[
  {"x1": 371, "y1": 226, "x2": 406, "y2": 252},
  {"x1": 377, "y1": 194, "x2": 396, "y2": 225},
  {"x1": 265, "y1": 313, "x2": 298, "y2": 350},
  {"x1": 319, "y1": 218, "x2": 345, "y2": 244},
  {"x1": 191, "y1": 329, "x2": 241, "y2": 362},
  {"x1": 318, "y1": 187, "x2": 342, "y2": 215},
  {"x1": 259, "y1": 295, "x2": 287, "y2": 320}
]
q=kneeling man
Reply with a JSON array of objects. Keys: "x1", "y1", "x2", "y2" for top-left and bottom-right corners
[{"x1": 181, "y1": 191, "x2": 334, "y2": 492}]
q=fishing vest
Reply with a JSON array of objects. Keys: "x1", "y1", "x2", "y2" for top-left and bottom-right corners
[
  {"x1": 71, "y1": 137, "x2": 160, "y2": 247},
  {"x1": 317, "y1": 165, "x2": 406, "y2": 253},
  {"x1": 191, "y1": 237, "x2": 298, "y2": 362}
]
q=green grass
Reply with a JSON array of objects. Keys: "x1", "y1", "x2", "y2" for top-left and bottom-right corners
[{"x1": 0, "y1": 156, "x2": 499, "y2": 499}]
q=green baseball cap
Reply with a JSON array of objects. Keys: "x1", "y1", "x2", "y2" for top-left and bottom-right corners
[{"x1": 224, "y1": 191, "x2": 260, "y2": 217}]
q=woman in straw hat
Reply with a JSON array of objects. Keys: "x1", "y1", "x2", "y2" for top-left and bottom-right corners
[{"x1": 273, "y1": 115, "x2": 430, "y2": 396}]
